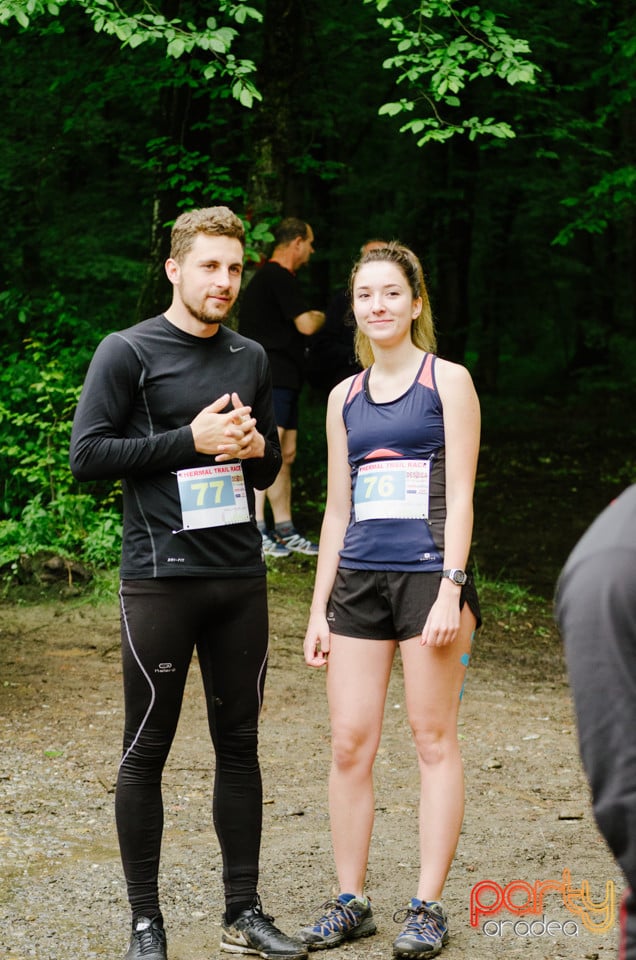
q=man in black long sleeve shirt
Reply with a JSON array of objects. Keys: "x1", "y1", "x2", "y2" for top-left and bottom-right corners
[{"x1": 70, "y1": 207, "x2": 307, "y2": 960}]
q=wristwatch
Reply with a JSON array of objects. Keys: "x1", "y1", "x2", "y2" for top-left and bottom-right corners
[{"x1": 441, "y1": 568, "x2": 468, "y2": 585}]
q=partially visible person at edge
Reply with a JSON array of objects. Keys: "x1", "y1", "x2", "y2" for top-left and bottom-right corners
[
  {"x1": 69, "y1": 206, "x2": 308, "y2": 960},
  {"x1": 306, "y1": 240, "x2": 388, "y2": 396},
  {"x1": 555, "y1": 484, "x2": 636, "y2": 960},
  {"x1": 298, "y1": 242, "x2": 481, "y2": 959},
  {"x1": 238, "y1": 216, "x2": 325, "y2": 558}
]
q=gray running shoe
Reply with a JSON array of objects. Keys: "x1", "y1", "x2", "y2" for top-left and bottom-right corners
[
  {"x1": 261, "y1": 532, "x2": 292, "y2": 558},
  {"x1": 273, "y1": 530, "x2": 319, "y2": 556},
  {"x1": 299, "y1": 895, "x2": 376, "y2": 950}
]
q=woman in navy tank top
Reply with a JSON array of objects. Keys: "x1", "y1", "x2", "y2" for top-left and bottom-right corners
[{"x1": 299, "y1": 243, "x2": 481, "y2": 959}]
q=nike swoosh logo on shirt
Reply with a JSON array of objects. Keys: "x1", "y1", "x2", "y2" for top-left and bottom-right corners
[{"x1": 229, "y1": 345, "x2": 246, "y2": 353}]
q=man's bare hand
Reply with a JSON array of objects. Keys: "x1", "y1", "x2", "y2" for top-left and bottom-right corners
[{"x1": 190, "y1": 392, "x2": 264, "y2": 461}]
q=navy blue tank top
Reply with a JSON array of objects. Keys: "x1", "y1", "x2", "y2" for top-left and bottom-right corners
[{"x1": 339, "y1": 352, "x2": 446, "y2": 572}]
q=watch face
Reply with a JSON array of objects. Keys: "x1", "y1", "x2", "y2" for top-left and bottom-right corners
[{"x1": 445, "y1": 569, "x2": 467, "y2": 584}]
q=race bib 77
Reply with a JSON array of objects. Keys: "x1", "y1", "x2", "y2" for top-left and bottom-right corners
[{"x1": 176, "y1": 463, "x2": 249, "y2": 530}]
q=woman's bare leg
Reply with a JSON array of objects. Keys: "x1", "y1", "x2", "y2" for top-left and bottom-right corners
[
  {"x1": 400, "y1": 604, "x2": 476, "y2": 900},
  {"x1": 326, "y1": 634, "x2": 395, "y2": 895}
]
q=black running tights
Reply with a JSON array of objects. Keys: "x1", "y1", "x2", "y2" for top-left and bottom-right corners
[{"x1": 116, "y1": 577, "x2": 268, "y2": 923}]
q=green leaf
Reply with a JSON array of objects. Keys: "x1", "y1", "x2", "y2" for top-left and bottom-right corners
[
  {"x1": 379, "y1": 101, "x2": 407, "y2": 116},
  {"x1": 209, "y1": 35, "x2": 230, "y2": 54},
  {"x1": 167, "y1": 37, "x2": 185, "y2": 57}
]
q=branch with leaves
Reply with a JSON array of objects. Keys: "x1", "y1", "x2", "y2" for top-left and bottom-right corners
[
  {"x1": 0, "y1": 0, "x2": 263, "y2": 106},
  {"x1": 365, "y1": 0, "x2": 538, "y2": 143}
]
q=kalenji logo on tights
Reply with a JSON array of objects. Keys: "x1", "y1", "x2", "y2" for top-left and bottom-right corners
[{"x1": 155, "y1": 662, "x2": 176, "y2": 673}]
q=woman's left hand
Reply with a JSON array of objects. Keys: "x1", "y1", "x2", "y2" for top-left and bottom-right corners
[{"x1": 420, "y1": 590, "x2": 461, "y2": 646}]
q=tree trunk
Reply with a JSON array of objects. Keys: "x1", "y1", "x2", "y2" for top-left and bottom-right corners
[
  {"x1": 246, "y1": 0, "x2": 306, "y2": 220},
  {"x1": 432, "y1": 138, "x2": 479, "y2": 363}
]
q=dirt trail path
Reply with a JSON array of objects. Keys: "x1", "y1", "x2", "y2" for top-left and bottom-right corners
[{"x1": 0, "y1": 581, "x2": 621, "y2": 960}]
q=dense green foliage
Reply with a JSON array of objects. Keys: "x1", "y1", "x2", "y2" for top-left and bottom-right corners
[{"x1": 0, "y1": 0, "x2": 634, "y2": 577}]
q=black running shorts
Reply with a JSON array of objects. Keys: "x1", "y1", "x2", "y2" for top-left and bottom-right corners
[
  {"x1": 326, "y1": 568, "x2": 481, "y2": 641},
  {"x1": 272, "y1": 387, "x2": 299, "y2": 430}
]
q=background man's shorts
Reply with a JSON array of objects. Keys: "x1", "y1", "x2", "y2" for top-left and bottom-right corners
[
  {"x1": 272, "y1": 387, "x2": 299, "y2": 430},
  {"x1": 326, "y1": 568, "x2": 481, "y2": 640}
]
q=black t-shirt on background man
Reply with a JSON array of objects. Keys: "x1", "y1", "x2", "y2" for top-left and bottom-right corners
[{"x1": 238, "y1": 261, "x2": 311, "y2": 390}]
